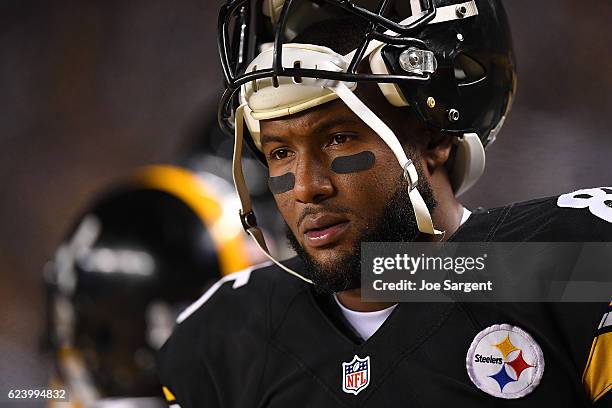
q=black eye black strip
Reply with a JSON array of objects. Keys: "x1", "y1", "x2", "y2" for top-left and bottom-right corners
[
  {"x1": 268, "y1": 172, "x2": 295, "y2": 194},
  {"x1": 331, "y1": 151, "x2": 376, "y2": 174},
  {"x1": 268, "y1": 151, "x2": 375, "y2": 193}
]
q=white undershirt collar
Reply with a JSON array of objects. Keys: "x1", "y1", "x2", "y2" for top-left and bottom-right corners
[
  {"x1": 333, "y1": 294, "x2": 397, "y2": 341},
  {"x1": 334, "y1": 206, "x2": 472, "y2": 340},
  {"x1": 461, "y1": 206, "x2": 472, "y2": 225}
]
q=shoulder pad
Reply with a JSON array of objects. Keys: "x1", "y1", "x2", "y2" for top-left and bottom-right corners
[
  {"x1": 176, "y1": 257, "x2": 308, "y2": 325},
  {"x1": 176, "y1": 263, "x2": 263, "y2": 324},
  {"x1": 466, "y1": 191, "x2": 612, "y2": 241}
]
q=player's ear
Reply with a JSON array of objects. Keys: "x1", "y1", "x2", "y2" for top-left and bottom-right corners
[{"x1": 422, "y1": 132, "x2": 454, "y2": 174}]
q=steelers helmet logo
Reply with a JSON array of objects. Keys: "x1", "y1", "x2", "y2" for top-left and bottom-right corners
[{"x1": 466, "y1": 324, "x2": 545, "y2": 399}]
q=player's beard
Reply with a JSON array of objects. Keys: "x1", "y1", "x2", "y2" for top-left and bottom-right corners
[{"x1": 286, "y1": 168, "x2": 437, "y2": 294}]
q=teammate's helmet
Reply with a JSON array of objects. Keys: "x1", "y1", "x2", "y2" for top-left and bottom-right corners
[
  {"x1": 217, "y1": 0, "x2": 516, "y2": 281},
  {"x1": 44, "y1": 165, "x2": 251, "y2": 406}
]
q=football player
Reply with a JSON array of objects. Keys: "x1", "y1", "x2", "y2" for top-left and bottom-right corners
[
  {"x1": 45, "y1": 165, "x2": 252, "y2": 407},
  {"x1": 158, "y1": 0, "x2": 612, "y2": 406}
]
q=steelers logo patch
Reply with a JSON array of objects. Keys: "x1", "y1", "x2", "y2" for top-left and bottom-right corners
[{"x1": 466, "y1": 324, "x2": 544, "y2": 399}]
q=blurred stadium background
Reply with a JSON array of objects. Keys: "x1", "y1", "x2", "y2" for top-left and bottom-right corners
[{"x1": 1, "y1": 0, "x2": 611, "y2": 405}]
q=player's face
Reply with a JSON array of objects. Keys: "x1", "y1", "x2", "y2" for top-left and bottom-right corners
[{"x1": 260, "y1": 99, "x2": 408, "y2": 272}]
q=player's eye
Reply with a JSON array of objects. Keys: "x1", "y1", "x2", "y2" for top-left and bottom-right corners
[
  {"x1": 269, "y1": 148, "x2": 293, "y2": 161},
  {"x1": 328, "y1": 133, "x2": 352, "y2": 146}
]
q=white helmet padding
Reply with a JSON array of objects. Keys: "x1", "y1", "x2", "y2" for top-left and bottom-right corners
[{"x1": 450, "y1": 133, "x2": 486, "y2": 197}]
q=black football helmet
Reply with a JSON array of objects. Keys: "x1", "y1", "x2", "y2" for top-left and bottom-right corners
[
  {"x1": 219, "y1": 0, "x2": 515, "y2": 152},
  {"x1": 216, "y1": 0, "x2": 516, "y2": 282},
  {"x1": 44, "y1": 165, "x2": 252, "y2": 406}
]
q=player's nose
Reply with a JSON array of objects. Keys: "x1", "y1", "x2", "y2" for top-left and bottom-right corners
[{"x1": 293, "y1": 152, "x2": 334, "y2": 204}]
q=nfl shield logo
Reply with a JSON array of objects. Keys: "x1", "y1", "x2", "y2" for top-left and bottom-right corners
[{"x1": 342, "y1": 355, "x2": 371, "y2": 395}]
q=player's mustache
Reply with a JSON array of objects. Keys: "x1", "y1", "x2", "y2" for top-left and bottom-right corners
[{"x1": 296, "y1": 204, "x2": 352, "y2": 231}]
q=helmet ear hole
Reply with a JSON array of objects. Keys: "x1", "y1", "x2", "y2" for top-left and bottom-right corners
[{"x1": 454, "y1": 53, "x2": 486, "y2": 86}]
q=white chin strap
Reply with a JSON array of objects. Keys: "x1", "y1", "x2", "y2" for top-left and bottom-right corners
[{"x1": 330, "y1": 81, "x2": 443, "y2": 236}]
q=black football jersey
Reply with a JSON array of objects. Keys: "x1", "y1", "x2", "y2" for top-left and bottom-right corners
[{"x1": 158, "y1": 190, "x2": 612, "y2": 407}]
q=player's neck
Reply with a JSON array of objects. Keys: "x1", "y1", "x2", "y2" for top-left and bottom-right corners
[
  {"x1": 420, "y1": 173, "x2": 466, "y2": 242},
  {"x1": 420, "y1": 197, "x2": 465, "y2": 242},
  {"x1": 337, "y1": 195, "x2": 465, "y2": 312}
]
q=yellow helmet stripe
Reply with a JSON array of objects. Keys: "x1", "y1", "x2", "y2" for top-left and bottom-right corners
[{"x1": 132, "y1": 165, "x2": 250, "y2": 275}]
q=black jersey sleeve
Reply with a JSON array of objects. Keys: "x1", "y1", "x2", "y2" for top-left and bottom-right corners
[
  {"x1": 158, "y1": 319, "x2": 219, "y2": 407},
  {"x1": 156, "y1": 259, "x2": 309, "y2": 407},
  {"x1": 156, "y1": 266, "x2": 263, "y2": 408}
]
